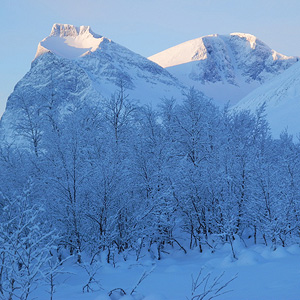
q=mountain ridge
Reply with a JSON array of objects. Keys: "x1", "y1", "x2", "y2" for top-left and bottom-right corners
[{"x1": 149, "y1": 33, "x2": 298, "y2": 106}]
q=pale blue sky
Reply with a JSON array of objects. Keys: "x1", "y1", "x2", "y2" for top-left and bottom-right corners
[{"x1": 1, "y1": 0, "x2": 300, "y2": 117}]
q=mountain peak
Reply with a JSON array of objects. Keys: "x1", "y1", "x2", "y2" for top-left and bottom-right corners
[
  {"x1": 230, "y1": 32, "x2": 256, "y2": 39},
  {"x1": 230, "y1": 32, "x2": 257, "y2": 46},
  {"x1": 148, "y1": 32, "x2": 272, "y2": 68},
  {"x1": 49, "y1": 23, "x2": 100, "y2": 39},
  {"x1": 35, "y1": 23, "x2": 104, "y2": 60}
]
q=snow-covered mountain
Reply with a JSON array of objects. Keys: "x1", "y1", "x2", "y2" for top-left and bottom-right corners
[
  {"x1": 233, "y1": 60, "x2": 300, "y2": 138},
  {"x1": 149, "y1": 33, "x2": 298, "y2": 106},
  {"x1": 2, "y1": 25, "x2": 299, "y2": 141},
  {"x1": 0, "y1": 24, "x2": 186, "y2": 141}
]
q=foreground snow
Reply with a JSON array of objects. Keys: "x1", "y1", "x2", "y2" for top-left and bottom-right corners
[{"x1": 33, "y1": 240, "x2": 300, "y2": 300}]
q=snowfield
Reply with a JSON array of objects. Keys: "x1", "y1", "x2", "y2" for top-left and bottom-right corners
[{"x1": 32, "y1": 240, "x2": 300, "y2": 300}]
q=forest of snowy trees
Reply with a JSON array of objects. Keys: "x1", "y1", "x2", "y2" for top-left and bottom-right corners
[{"x1": 0, "y1": 86, "x2": 300, "y2": 298}]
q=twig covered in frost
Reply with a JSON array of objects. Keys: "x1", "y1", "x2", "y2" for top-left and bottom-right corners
[
  {"x1": 130, "y1": 266, "x2": 155, "y2": 295},
  {"x1": 79, "y1": 257, "x2": 102, "y2": 293},
  {"x1": 108, "y1": 266, "x2": 155, "y2": 298},
  {"x1": 188, "y1": 268, "x2": 238, "y2": 300}
]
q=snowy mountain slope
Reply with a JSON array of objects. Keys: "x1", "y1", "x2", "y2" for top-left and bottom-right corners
[
  {"x1": 0, "y1": 24, "x2": 186, "y2": 141},
  {"x1": 149, "y1": 33, "x2": 298, "y2": 106},
  {"x1": 233, "y1": 60, "x2": 300, "y2": 138}
]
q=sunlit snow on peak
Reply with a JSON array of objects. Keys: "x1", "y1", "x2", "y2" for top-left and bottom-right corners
[
  {"x1": 230, "y1": 32, "x2": 258, "y2": 47},
  {"x1": 35, "y1": 23, "x2": 104, "y2": 60}
]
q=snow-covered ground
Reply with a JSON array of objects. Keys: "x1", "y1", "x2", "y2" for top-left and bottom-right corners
[{"x1": 33, "y1": 240, "x2": 300, "y2": 300}]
